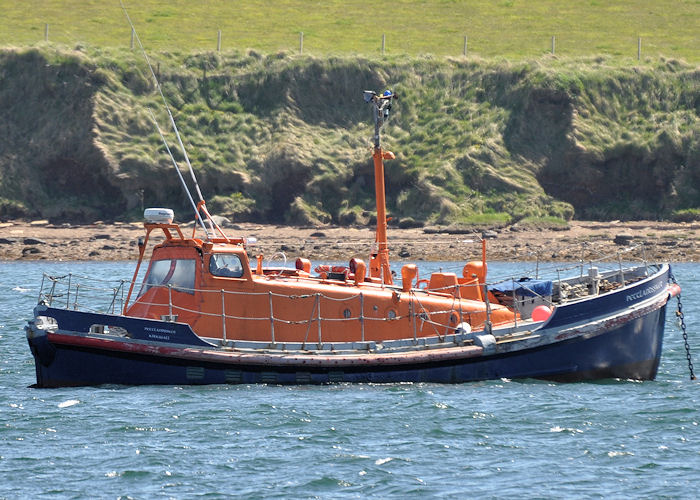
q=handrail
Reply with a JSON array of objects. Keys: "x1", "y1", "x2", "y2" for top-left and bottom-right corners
[
  {"x1": 35, "y1": 254, "x2": 659, "y2": 342},
  {"x1": 36, "y1": 257, "x2": 646, "y2": 309},
  {"x1": 40, "y1": 279, "x2": 482, "y2": 332},
  {"x1": 35, "y1": 244, "x2": 649, "y2": 300}
]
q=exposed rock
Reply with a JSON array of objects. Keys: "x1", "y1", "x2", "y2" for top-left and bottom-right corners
[
  {"x1": 0, "y1": 220, "x2": 698, "y2": 263},
  {"x1": 613, "y1": 234, "x2": 635, "y2": 245},
  {"x1": 211, "y1": 215, "x2": 232, "y2": 227},
  {"x1": 446, "y1": 226, "x2": 479, "y2": 235},
  {"x1": 398, "y1": 217, "x2": 423, "y2": 229},
  {"x1": 23, "y1": 238, "x2": 47, "y2": 245}
]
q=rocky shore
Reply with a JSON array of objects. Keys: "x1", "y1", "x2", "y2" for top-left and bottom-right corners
[{"x1": 1, "y1": 220, "x2": 698, "y2": 263}]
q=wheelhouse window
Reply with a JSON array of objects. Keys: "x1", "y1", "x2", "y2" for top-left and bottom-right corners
[
  {"x1": 209, "y1": 253, "x2": 244, "y2": 278},
  {"x1": 138, "y1": 259, "x2": 196, "y2": 296}
]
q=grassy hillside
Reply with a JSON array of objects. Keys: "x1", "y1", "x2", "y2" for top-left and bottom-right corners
[
  {"x1": 0, "y1": 46, "x2": 697, "y2": 225},
  {"x1": 3, "y1": 1, "x2": 698, "y2": 62}
]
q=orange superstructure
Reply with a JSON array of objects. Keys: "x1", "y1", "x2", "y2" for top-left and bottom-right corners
[
  {"x1": 122, "y1": 89, "x2": 518, "y2": 344},
  {"x1": 122, "y1": 222, "x2": 516, "y2": 345}
]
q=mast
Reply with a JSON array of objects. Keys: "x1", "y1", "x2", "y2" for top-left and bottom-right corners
[{"x1": 364, "y1": 90, "x2": 397, "y2": 285}]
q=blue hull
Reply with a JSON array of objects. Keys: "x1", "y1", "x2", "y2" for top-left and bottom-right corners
[
  {"x1": 27, "y1": 304, "x2": 666, "y2": 387},
  {"x1": 26, "y1": 264, "x2": 674, "y2": 387}
]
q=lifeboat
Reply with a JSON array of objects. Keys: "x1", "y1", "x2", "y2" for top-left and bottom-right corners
[{"x1": 25, "y1": 88, "x2": 685, "y2": 386}]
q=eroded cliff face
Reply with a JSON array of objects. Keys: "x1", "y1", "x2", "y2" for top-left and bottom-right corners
[
  {"x1": 0, "y1": 48, "x2": 697, "y2": 224},
  {"x1": 521, "y1": 68, "x2": 700, "y2": 219},
  {"x1": 0, "y1": 49, "x2": 125, "y2": 221}
]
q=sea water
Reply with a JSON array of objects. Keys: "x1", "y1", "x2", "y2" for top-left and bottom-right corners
[{"x1": 1, "y1": 261, "x2": 699, "y2": 498}]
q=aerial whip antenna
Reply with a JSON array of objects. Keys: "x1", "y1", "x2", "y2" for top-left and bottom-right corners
[
  {"x1": 119, "y1": 0, "x2": 214, "y2": 237},
  {"x1": 147, "y1": 108, "x2": 202, "y2": 225}
]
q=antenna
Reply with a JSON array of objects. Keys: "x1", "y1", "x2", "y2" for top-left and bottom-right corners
[
  {"x1": 119, "y1": 0, "x2": 214, "y2": 238},
  {"x1": 147, "y1": 108, "x2": 202, "y2": 227},
  {"x1": 364, "y1": 89, "x2": 397, "y2": 148}
]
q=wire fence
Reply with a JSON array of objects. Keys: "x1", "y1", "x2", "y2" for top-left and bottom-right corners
[{"x1": 28, "y1": 23, "x2": 657, "y2": 61}]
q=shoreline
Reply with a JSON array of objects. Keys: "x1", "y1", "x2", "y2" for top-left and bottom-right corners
[{"x1": 1, "y1": 220, "x2": 698, "y2": 263}]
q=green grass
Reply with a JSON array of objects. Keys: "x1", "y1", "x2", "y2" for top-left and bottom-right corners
[
  {"x1": 3, "y1": 0, "x2": 698, "y2": 62},
  {"x1": 671, "y1": 208, "x2": 700, "y2": 222},
  {"x1": 453, "y1": 212, "x2": 513, "y2": 225},
  {"x1": 0, "y1": 46, "x2": 698, "y2": 224}
]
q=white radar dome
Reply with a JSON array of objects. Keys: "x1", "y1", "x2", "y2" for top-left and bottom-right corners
[{"x1": 144, "y1": 208, "x2": 174, "y2": 224}]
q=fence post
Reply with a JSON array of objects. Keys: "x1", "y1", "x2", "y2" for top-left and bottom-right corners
[
  {"x1": 217, "y1": 30, "x2": 222, "y2": 52},
  {"x1": 44, "y1": 23, "x2": 49, "y2": 42},
  {"x1": 130, "y1": 27, "x2": 135, "y2": 49},
  {"x1": 637, "y1": 36, "x2": 641, "y2": 60},
  {"x1": 463, "y1": 35, "x2": 468, "y2": 56},
  {"x1": 381, "y1": 34, "x2": 386, "y2": 55},
  {"x1": 299, "y1": 32, "x2": 303, "y2": 54},
  {"x1": 551, "y1": 35, "x2": 555, "y2": 55}
]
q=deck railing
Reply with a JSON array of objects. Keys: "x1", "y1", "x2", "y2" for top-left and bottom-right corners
[{"x1": 36, "y1": 248, "x2": 652, "y2": 345}]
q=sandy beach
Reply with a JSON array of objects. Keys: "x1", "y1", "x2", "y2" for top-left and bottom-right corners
[{"x1": 1, "y1": 219, "x2": 698, "y2": 263}]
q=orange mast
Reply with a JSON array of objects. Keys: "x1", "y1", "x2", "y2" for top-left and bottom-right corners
[{"x1": 365, "y1": 90, "x2": 398, "y2": 285}]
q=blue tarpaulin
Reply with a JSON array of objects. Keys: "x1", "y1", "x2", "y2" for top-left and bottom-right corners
[{"x1": 490, "y1": 278, "x2": 553, "y2": 298}]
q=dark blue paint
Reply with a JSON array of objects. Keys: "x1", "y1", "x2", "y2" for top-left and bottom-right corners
[
  {"x1": 27, "y1": 304, "x2": 666, "y2": 387},
  {"x1": 34, "y1": 305, "x2": 213, "y2": 347},
  {"x1": 26, "y1": 265, "x2": 672, "y2": 387},
  {"x1": 545, "y1": 267, "x2": 669, "y2": 328}
]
